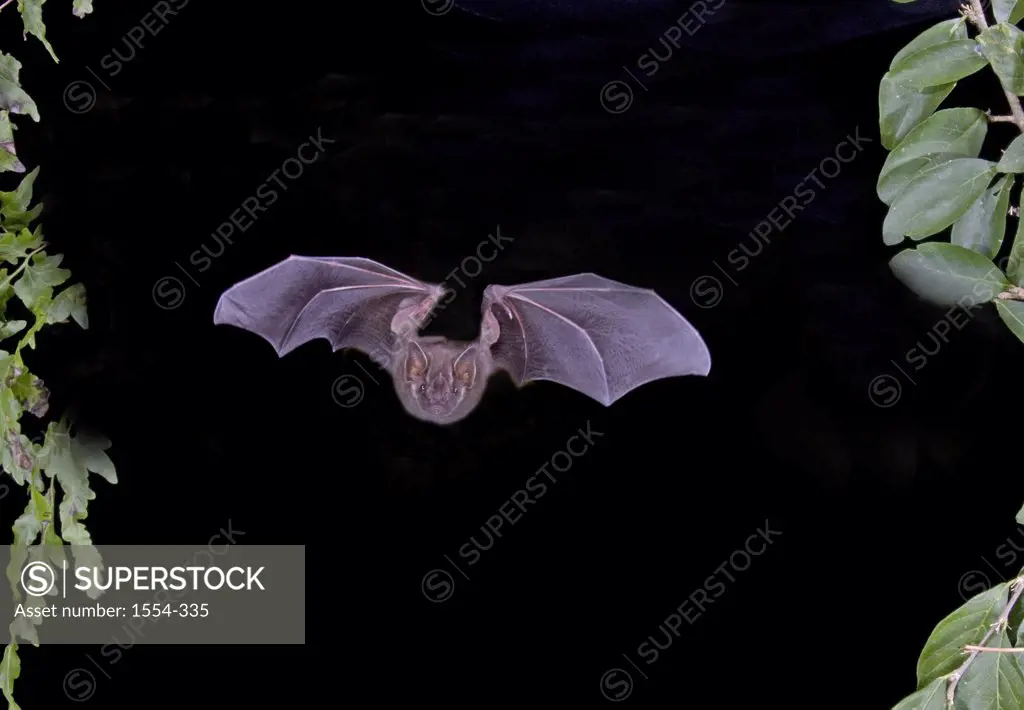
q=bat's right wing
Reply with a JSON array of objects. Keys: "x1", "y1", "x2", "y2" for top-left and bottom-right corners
[
  {"x1": 213, "y1": 256, "x2": 445, "y2": 358},
  {"x1": 481, "y1": 273, "x2": 710, "y2": 406}
]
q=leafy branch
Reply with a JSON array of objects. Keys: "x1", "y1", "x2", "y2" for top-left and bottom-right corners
[
  {"x1": 966, "y1": 0, "x2": 1024, "y2": 129},
  {"x1": 945, "y1": 576, "x2": 1024, "y2": 705},
  {"x1": 877, "y1": 0, "x2": 1024, "y2": 347},
  {"x1": 874, "y1": 2, "x2": 1024, "y2": 708},
  {"x1": 0, "y1": 3, "x2": 113, "y2": 710}
]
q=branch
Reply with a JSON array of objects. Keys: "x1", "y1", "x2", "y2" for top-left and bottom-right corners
[
  {"x1": 998, "y1": 285, "x2": 1024, "y2": 300},
  {"x1": 0, "y1": 0, "x2": 15, "y2": 14},
  {"x1": 947, "y1": 576, "x2": 1024, "y2": 705},
  {"x1": 987, "y1": 112, "x2": 1021, "y2": 123},
  {"x1": 963, "y1": 645, "x2": 1024, "y2": 652},
  {"x1": 965, "y1": 0, "x2": 1024, "y2": 132}
]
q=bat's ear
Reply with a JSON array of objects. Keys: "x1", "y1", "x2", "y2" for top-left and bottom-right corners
[
  {"x1": 405, "y1": 341, "x2": 428, "y2": 379},
  {"x1": 453, "y1": 345, "x2": 478, "y2": 385}
]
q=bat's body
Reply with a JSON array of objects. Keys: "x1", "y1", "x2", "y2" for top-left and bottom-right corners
[{"x1": 213, "y1": 256, "x2": 711, "y2": 425}]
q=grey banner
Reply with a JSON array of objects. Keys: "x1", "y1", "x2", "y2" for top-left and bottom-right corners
[{"x1": 0, "y1": 545, "x2": 304, "y2": 644}]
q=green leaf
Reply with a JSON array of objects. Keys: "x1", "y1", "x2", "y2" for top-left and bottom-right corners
[
  {"x1": 12, "y1": 502, "x2": 40, "y2": 550},
  {"x1": 0, "y1": 205, "x2": 41, "y2": 235},
  {"x1": 2, "y1": 413, "x2": 35, "y2": 475},
  {"x1": 999, "y1": 135, "x2": 1024, "y2": 173},
  {"x1": 995, "y1": 0, "x2": 1021, "y2": 24},
  {"x1": 883, "y1": 158, "x2": 997, "y2": 244},
  {"x1": 879, "y1": 20, "x2": 970, "y2": 150},
  {"x1": 72, "y1": 0, "x2": 92, "y2": 17},
  {"x1": 0, "y1": 642, "x2": 21, "y2": 710},
  {"x1": 0, "y1": 320, "x2": 26, "y2": 340},
  {"x1": 13, "y1": 253, "x2": 71, "y2": 311},
  {"x1": 60, "y1": 497, "x2": 102, "y2": 560},
  {"x1": 952, "y1": 175, "x2": 1015, "y2": 258},
  {"x1": 958, "y1": 628, "x2": 1024, "y2": 709},
  {"x1": 918, "y1": 582, "x2": 1010, "y2": 687},
  {"x1": 878, "y1": 108, "x2": 988, "y2": 204},
  {"x1": 37, "y1": 425, "x2": 115, "y2": 604},
  {"x1": 891, "y1": 19, "x2": 971, "y2": 69},
  {"x1": 0, "y1": 349, "x2": 12, "y2": 381},
  {"x1": 31, "y1": 485, "x2": 49, "y2": 523},
  {"x1": 0, "y1": 229, "x2": 42, "y2": 265},
  {"x1": 890, "y1": 242, "x2": 1011, "y2": 308},
  {"x1": 16, "y1": 314, "x2": 43, "y2": 351},
  {"x1": 18, "y1": 0, "x2": 58, "y2": 63},
  {"x1": 996, "y1": 300, "x2": 1024, "y2": 345},
  {"x1": 42, "y1": 522, "x2": 61, "y2": 548},
  {"x1": 13, "y1": 165, "x2": 37, "y2": 209},
  {"x1": 0, "y1": 52, "x2": 38, "y2": 122},
  {"x1": 979, "y1": 23, "x2": 1024, "y2": 95},
  {"x1": 8, "y1": 618, "x2": 36, "y2": 649},
  {"x1": 993, "y1": 1, "x2": 1024, "y2": 25},
  {"x1": 0, "y1": 169, "x2": 43, "y2": 232},
  {"x1": 888, "y1": 40, "x2": 989, "y2": 89},
  {"x1": 879, "y1": 153, "x2": 965, "y2": 207},
  {"x1": 879, "y1": 76, "x2": 957, "y2": 151},
  {"x1": 0, "y1": 113, "x2": 24, "y2": 174},
  {"x1": 891, "y1": 677, "x2": 947, "y2": 710},
  {"x1": 46, "y1": 282, "x2": 87, "y2": 328},
  {"x1": 7, "y1": 367, "x2": 48, "y2": 418},
  {"x1": 58, "y1": 483, "x2": 105, "y2": 600},
  {"x1": 39, "y1": 421, "x2": 116, "y2": 513},
  {"x1": 71, "y1": 432, "x2": 116, "y2": 485},
  {"x1": 999, "y1": 200, "x2": 1024, "y2": 280},
  {"x1": 1017, "y1": 593, "x2": 1024, "y2": 648},
  {"x1": 880, "y1": 107, "x2": 988, "y2": 178},
  {"x1": 0, "y1": 390, "x2": 21, "y2": 437}
]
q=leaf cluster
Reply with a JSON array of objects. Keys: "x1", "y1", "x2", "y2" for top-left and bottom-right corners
[
  {"x1": 0, "y1": 4, "x2": 111, "y2": 709},
  {"x1": 879, "y1": 3, "x2": 1024, "y2": 344},
  {"x1": 881, "y1": 6, "x2": 1024, "y2": 708}
]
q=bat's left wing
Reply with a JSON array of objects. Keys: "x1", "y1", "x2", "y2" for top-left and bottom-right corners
[
  {"x1": 481, "y1": 273, "x2": 710, "y2": 405},
  {"x1": 213, "y1": 256, "x2": 444, "y2": 358}
]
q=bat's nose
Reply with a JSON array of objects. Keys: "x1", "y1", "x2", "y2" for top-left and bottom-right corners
[{"x1": 427, "y1": 378, "x2": 447, "y2": 400}]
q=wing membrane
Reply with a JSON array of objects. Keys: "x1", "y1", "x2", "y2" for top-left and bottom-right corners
[
  {"x1": 214, "y1": 256, "x2": 442, "y2": 357},
  {"x1": 483, "y1": 273, "x2": 710, "y2": 405}
]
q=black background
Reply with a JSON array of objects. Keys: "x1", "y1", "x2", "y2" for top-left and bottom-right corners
[{"x1": 3, "y1": 0, "x2": 1024, "y2": 707}]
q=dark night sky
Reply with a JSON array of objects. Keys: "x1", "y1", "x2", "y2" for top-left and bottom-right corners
[{"x1": 4, "y1": 0, "x2": 1024, "y2": 707}]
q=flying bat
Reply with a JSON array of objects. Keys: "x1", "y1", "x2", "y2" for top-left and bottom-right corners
[{"x1": 212, "y1": 256, "x2": 711, "y2": 424}]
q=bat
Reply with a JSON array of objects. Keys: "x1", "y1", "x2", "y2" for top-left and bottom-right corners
[{"x1": 212, "y1": 256, "x2": 711, "y2": 424}]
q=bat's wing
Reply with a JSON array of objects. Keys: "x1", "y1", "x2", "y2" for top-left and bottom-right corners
[
  {"x1": 213, "y1": 256, "x2": 445, "y2": 357},
  {"x1": 481, "y1": 273, "x2": 711, "y2": 405}
]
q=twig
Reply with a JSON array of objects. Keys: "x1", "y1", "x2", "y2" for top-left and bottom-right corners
[
  {"x1": 998, "y1": 285, "x2": 1024, "y2": 300},
  {"x1": 963, "y1": 645, "x2": 1024, "y2": 652},
  {"x1": 947, "y1": 576, "x2": 1024, "y2": 705},
  {"x1": 987, "y1": 113, "x2": 1020, "y2": 123},
  {"x1": 966, "y1": 0, "x2": 1024, "y2": 132},
  {"x1": 0, "y1": 0, "x2": 16, "y2": 14}
]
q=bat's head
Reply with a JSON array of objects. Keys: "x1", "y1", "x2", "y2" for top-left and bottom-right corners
[{"x1": 399, "y1": 340, "x2": 485, "y2": 424}]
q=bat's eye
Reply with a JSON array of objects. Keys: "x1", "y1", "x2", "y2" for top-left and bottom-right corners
[{"x1": 418, "y1": 384, "x2": 426, "y2": 394}]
